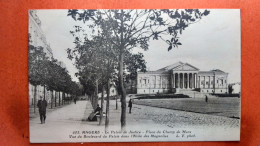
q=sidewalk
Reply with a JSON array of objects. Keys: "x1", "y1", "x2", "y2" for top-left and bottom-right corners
[{"x1": 30, "y1": 100, "x2": 89, "y2": 143}]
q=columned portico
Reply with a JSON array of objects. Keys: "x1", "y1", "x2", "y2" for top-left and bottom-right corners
[
  {"x1": 137, "y1": 61, "x2": 228, "y2": 94},
  {"x1": 172, "y1": 72, "x2": 198, "y2": 90}
]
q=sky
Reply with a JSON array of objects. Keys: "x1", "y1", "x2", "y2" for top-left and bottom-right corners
[{"x1": 37, "y1": 9, "x2": 241, "y2": 83}]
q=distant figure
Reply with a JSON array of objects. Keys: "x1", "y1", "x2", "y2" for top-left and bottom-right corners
[
  {"x1": 128, "y1": 99, "x2": 132, "y2": 114},
  {"x1": 74, "y1": 97, "x2": 77, "y2": 104},
  {"x1": 205, "y1": 95, "x2": 208, "y2": 103},
  {"x1": 37, "y1": 96, "x2": 47, "y2": 124}
]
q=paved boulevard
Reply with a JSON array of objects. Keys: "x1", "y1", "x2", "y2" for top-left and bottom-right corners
[{"x1": 30, "y1": 96, "x2": 240, "y2": 143}]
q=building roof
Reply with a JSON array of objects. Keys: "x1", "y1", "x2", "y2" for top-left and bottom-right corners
[
  {"x1": 138, "y1": 61, "x2": 227, "y2": 75},
  {"x1": 199, "y1": 69, "x2": 228, "y2": 75},
  {"x1": 156, "y1": 61, "x2": 200, "y2": 71},
  {"x1": 156, "y1": 61, "x2": 184, "y2": 71},
  {"x1": 138, "y1": 71, "x2": 169, "y2": 74}
]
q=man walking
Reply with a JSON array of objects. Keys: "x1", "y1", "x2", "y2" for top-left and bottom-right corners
[
  {"x1": 37, "y1": 96, "x2": 47, "y2": 124},
  {"x1": 205, "y1": 95, "x2": 208, "y2": 103},
  {"x1": 128, "y1": 99, "x2": 132, "y2": 114},
  {"x1": 74, "y1": 97, "x2": 77, "y2": 104}
]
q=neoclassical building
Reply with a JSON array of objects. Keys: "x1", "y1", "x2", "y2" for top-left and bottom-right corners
[{"x1": 137, "y1": 62, "x2": 228, "y2": 94}]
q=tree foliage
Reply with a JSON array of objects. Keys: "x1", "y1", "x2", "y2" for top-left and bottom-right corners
[
  {"x1": 67, "y1": 9, "x2": 210, "y2": 130},
  {"x1": 29, "y1": 33, "x2": 81, "y2": 99}
]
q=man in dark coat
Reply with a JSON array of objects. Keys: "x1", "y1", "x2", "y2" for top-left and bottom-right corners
[
  {"x1": 205, "y1": 95, "x2": 208, "y2": 103},
  {"x1": 37, "y1": 96, "x2": 47, "y2": 124},
  {"x1": 74, "y1": 97, "x2": 77, "y2": 104},
  {"x1": 128, "y1": 99, "x2": 132, "y2": 114}
]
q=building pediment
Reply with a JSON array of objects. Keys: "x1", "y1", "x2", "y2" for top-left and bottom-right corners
[
  {"x1": 156, "y1": 62, "x2": 199, "y2": 72},
  {"x1": 172, "y1": 63, "x2": 199, "y2": 71}
]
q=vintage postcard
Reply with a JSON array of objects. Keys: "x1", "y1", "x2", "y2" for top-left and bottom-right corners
[{"x1": 28, "y1": 9, "x2": 241, "y2": 143}]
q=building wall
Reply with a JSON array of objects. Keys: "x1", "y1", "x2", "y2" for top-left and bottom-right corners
[
  {"x1": 137, "y1": 68, "x2": 228, "y2": 94},
  {"x1": 137, "y1": 72, "x2": 170, "y2": 94},
  {"x1": 29, "y1": 10, "x2": 53, "y2": 59},
  {"x1": 198, "y1": 72, "x2": 228, "y2": 94},
  {"x1": 29, "y1": 10, "x2": 65, "y2": 106}
]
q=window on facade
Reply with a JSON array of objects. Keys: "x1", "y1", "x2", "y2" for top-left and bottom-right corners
[
  {"x1": 140, "y1": 80, "x2": 141, "y2": 83},
  {"x1": 206, "y1": 81, "x2": 208, "y2": 85},
  {"x1": 225, "y1": 80, "x2": 227, "y2": 83},
  {"x1": 153, "y1": 90, "x2": 154, "y2": 92},
  {"x1": 217, "y1": 80, "x2": 218, "y2": 83},
  {"x1": 221, "y1": 90, "x2": 222, "y2": 92},
  {"x1": 211, "y1": 81, "x2": 213, "y2": 84},
  {"x1": 221, "y1": 80, "x2": 223, "y2": 85},
  {"x1": 207, "y1": 90, "x2": 208, "y2": 92},
  {"x1": 143, "y1": 79, "x2": 146, "y2": 84},
  {"x1": 144, "y1": 90, "x2": 145, "y2": 93}
]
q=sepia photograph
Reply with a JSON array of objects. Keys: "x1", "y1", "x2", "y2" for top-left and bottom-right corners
[{"x1": 28, "y1": 9, "x2": 241, "y2": 143}]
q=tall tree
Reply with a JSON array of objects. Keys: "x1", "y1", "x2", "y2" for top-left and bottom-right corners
[
  {"x1": 125, "y1": 52, "x2": 147, "y2": 93},
  {"x1": 29, "y1": 35, "x2": 49, "y2": 112},
  {"x1": 68, "y1": 22, "x2": 118, "y2": 129},
  {"x1": 68, "y1": 9, "x2": 210, "y2": 130}
]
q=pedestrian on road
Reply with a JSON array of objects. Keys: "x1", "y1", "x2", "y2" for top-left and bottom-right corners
[
  {"x1": 74, "y1": 97, "x2": 77, "y2": 104},
  {"x1": 205, "y1": 95, "x2": 208, "y2": 103},
  {"x1": 37, "y1": 96, "x2": 47, "y2": 124},
  {"x1": 128, "y1": 99, "x2": 132, "y2": 114}
]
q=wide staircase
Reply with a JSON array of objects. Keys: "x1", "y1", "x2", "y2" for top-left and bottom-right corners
[{"x1": 176, "y1": 89, "x2": 218, "y2": 98}]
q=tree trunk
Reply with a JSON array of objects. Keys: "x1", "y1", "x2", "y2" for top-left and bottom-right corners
[
  {"x1": 62, "y1": 92, "x2": 64, "y2": 105},
  {"x1": 43, "y1": 85, "x2": 46, "y2": 100},
  {"x1": 116, "y1": 97, "x2": 118, "y2": 110},
  {"x1": 99, "y1": 86, "x2": 105, "y2": 125},
  {"x1": 59, "y1": 91, "x2": 61, "y2": 106},
  {"x1": 119, "y1": 52, "x2": 127, "y2": 131},
  {"x1": 105, "y1": 78, "x2": 110, "y2": 130},
  {"x1": 51, "y1": 90, "x2": 53, "y2": 109},
  {"x1": 55, "y1": 91, "x2": 57, "y2": 107},
  {"x1": 94, "y1": 79, "x2": 99, "y2": 110},
  {"x1": 33, "y1": 85, "x2": 37, "y2": 113},
  {"x1": 119, "y1": 10, "x2": 127, "y2": 131},
  {"x1": 131, "y1": 80, "x2": 133, "y2": 94}
]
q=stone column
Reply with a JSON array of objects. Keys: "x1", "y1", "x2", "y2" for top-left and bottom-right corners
[
  {"x1": 191, "y1": 73, "x2": 193, "y2": 88},
  {"x1": 204, "y1": 76, "x2": 206, "y2": 88},
  {"x1": 160, "y1": 76, "x2": 162, "y2": 89},
  {"x1": 198, "y1": 75, "x2": 200, "y2": 88},
  {"x1": 180, "y1": 73, "x2": 182, "y2": 89},
  {"x1": 173, "y1": 73, "x2": 175, "y2": 88},
  {"x1": 182, "y1": 73, "x2": 184, "y2": 89},
  {"x1": 193, "y1": 73, "x2": 195, "y2": 88},
  {"x1": 194, "y1": 73, "x2": 197, "y2": 88},
  {"x1": 208, "y1": 76, "x2": 210, "y2": 88},
  {"x1": 187, "y1": 73, "x2": 189, "y2": 89},
  {"x1": 178, "y1": 73, "x2": 180, "y2": 88},
  {"x1": 155, "y1": 76, "x2": 157, "y2": 88}
]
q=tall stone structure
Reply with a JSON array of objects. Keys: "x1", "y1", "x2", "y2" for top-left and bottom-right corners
[{"x1": 137, "y1": 62, "x2": 228, "y2": 94}]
